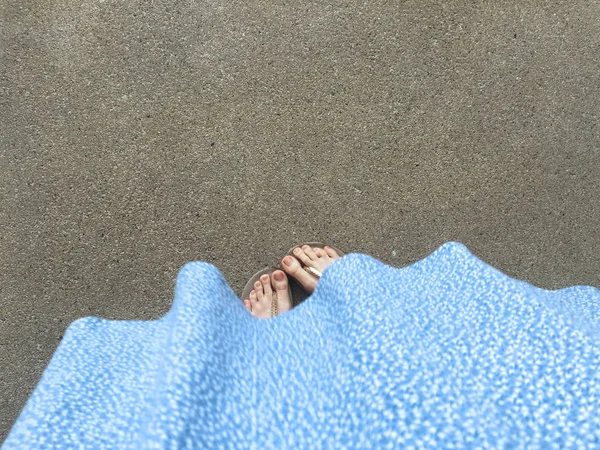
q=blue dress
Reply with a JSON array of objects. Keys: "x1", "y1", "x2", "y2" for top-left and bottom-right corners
[{"x1": 3, "y1": 242, "x2": 600, "y2": 449}]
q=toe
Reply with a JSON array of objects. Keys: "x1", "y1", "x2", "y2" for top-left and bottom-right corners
[
  {"x1": 243, "y1": 299, "x2": 251, "y2": 311},
  {"x1": 302, "y1": 245, "x2": 318, "y2": 260},
  {"x1": 271, "y1": 270, "x2": 288, "y2": 290},
  {"x1": 250, "y1": 290, "x2": 258, "y2": 307},
  {"x1": 282, "y1": 255, "x2": 318, "y2": 293},
  {"x1": 324, "y1": 245, "x2": 340, "y2": 259},
  {"x1": 293, "y1": 247, "x2": 312, "y2": 265},
  {"x1": 261, "y1": 274, "x2": 273, "y2": 298},
  {"x1": 271, "y1": 270, "x2": 292, "y2": 314},
  {"x1": 313, "y1": 247, "x2": 330, "y2": 260},
  {"x1": 254, "y1": 280, "x2": 263, "y2": 301}
]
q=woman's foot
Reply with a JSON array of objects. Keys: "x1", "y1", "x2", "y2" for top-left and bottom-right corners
[
  {"x1": 281, "y1": 245, "x2": 341, "y2": 294},
  {"x1": 243, "y1": 271, "x2": 292, "y2": 319}
]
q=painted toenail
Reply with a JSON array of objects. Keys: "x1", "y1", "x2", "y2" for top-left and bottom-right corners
[
  {"x1": 274, "y1": 272, "x2": 284, "y2": 281},
  {"x1": 284, "y1": 256, "x2": 293, "y2": 265}
]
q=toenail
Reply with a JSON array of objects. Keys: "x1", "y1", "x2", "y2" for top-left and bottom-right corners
[
  {"x1": 284, "y1": 256, "x2": 293, "y2": 265},
  {"x1": 255, "y1": 281, "x2": 260, "y2": 287},
  {"x1": 274, "y1": 272, "x2": 284, "y2": 281},
  {"x1": 294, "y1": 248, "x2": 301, "y2": 254},
  {"x1": 261, "y1": 275, "x2": 269, "y2": 281}
]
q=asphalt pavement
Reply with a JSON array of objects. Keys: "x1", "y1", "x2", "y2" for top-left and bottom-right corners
[{"x1": 1, "y1": 0, "x2": 599, "y2": 440}]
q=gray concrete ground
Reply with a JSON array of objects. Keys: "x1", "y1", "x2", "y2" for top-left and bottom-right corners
[{"x1": 2, "y1": 0, "x2": 599, "y2": 440}]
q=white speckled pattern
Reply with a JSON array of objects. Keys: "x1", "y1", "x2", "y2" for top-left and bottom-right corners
[{"x1": 3, "y1": 242, "x2": 600, "y2": 448}]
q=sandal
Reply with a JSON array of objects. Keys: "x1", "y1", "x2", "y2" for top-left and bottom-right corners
[
  {"x1": 240, "y1": 266, "x2": 293, "y2": 318},
  {"x1": 284, "y1": 241, "x2": 346, "y2": 284}
]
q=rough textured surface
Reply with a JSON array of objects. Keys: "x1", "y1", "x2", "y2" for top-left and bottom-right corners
[
  {"x1": 1, "y1": 0, "x2": 599, "y2": 441},
  {"x1": 4, "y1": 244, "x2": 600, "y2": 448}
]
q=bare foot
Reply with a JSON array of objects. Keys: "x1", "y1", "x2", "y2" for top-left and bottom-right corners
[
  {"x1": 281, "y1": 245, "x2": 340, "y2": 294},
  {"x1": 243, "y1": 271, "x2": 292, "y2": 319}
]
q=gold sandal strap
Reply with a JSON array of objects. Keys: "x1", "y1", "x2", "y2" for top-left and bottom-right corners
[
  {"x1": 304, "y1": 266, "x2": 322, "y2": 278},
  {"x1": 271, "y1": 292, "x2": 278, "y2": 318}
]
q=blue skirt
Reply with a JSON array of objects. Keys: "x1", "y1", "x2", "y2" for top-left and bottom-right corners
[{"x1": 4, "y1": 242, "x2": 600, "y2": 449}]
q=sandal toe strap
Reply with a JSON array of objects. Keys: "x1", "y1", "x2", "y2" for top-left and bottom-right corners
[{"x1": 304, "y1": 266, "x2": 322, "y2": 278}]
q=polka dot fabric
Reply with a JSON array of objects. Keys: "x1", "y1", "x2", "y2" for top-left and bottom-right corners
[{"x1": 3, "y1": 242, "x2": 600, "y2": 449}]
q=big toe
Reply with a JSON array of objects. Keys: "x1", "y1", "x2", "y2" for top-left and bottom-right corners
[
  {"x1": 272, "y1": 270, "x2": 292, "y2": 314},
  {"x1": 272, "y1": 270, "x2": 288, "y2": 290}
]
